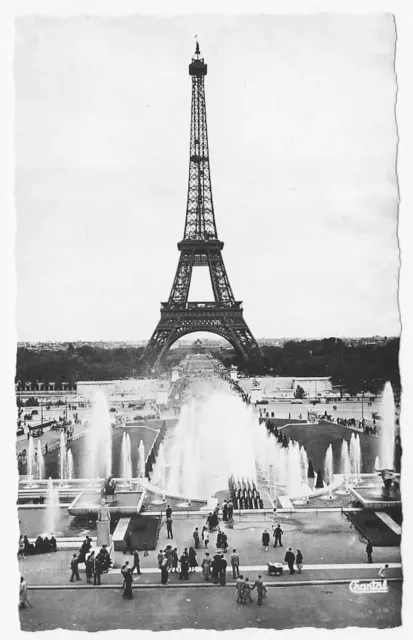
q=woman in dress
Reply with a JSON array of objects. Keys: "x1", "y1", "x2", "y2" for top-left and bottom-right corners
[{"x1": 188, "y1": 546, "x2": 198, "y2": 572}]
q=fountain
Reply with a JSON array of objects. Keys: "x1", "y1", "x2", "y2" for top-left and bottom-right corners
[
  {"x1": 86, "y1": 390, "x2": 112, "y2": 479},
  {"x1": 44, "y1": 476, "x2": 59, "y2": 536},
  {"x1": 120, "y1": 432, "x2": 132, "y2": 486},
  {"x1": 378, "y1": 382, "x2": 396, "y2": 471},
  {"x1": 165, "y1": 385, "x2": 258, "y2": 501},
  {"x1": 67, "y1": 449, "x2": 74, "y2": 480},
  {"x1": 337, "y1": 439, "x2": 350, "y2": 494},
  {"x1": 36, "y1": 440, "x2": 44, "y2": 481},
  {"x1": 322, "y1": 444, "x2": 336, "y2": 500},
  {"x1": 349, "y1": 433, "x2": 361, "y2": 484},
  {"x1": 27, "y1": 435, "x2": 38, "y2": 488},
  {"x1": 138, "y1": 440, "x2": 145, "y2": 478},
  {"x1": 151, "y1": 442, "x2": 166, "y2": 505}
]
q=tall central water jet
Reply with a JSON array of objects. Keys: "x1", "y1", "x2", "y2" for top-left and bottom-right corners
[
  {"x1": 86, "y1": 390, "x2": 112, "y2": 479},
  {"x1": 378, "y1": 382, "x2": 396, "y2": 470},
  {"x1": 121, "y1": 432, "x2": 132, "y2": 483},
  {"x1": 36, "y1": 440, "x2": 44, "y2": 481},
  {"x1": 59, "y1": 432, "x2": 66, "y2": 481},
  {"x1": 349, "y1": 433, "x2": 361, "y2": 482},
  {"x1": 324, "y1": 444, "x2": 334, "y2": 498},
  {"x1": 67, "y1": 449, "x2": 74, "y2": 480},
  {"x1": 27, "y1": 434, "x2": 35, "y2": 486},
  {"x1": 44, "y1": 477, "x2": 59, "y2": 535},
  {"x1": 138, "y1": 440, "x2": 145, "y2": 479}
]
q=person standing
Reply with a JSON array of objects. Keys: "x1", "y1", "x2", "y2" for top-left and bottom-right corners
[
  {"x1": 273, "y1": 524, "x2": 284, "y2": 547},
  {"x1": 143, "y1": 539, "x2": 149, "y2": 557},
  {"x1": 296, "y1": 549, "x2": 303, "y2": 573},
  {"x1": 165, "y1": 505, "x2": 172, "y2": 520},
  {"x1": 252, "y1": 574, "x2": 267, "y2": 605},
  {"x1": 132, "y1": 549, "x2": 141, "y2": 575},
  {"x1": 243, "y1": 577, "x2": 253, "y2": 603},
  {"x1": 19, "y1": 576, "x2": 28, "y2": 609},
  {"x1": 236, "y1": 575, "x2": 245, "y2": 604},
  {"x1": 262, "y1": 529, "x2": 270, "y2": 551},
  {"x1": 94, "y1": 555, "x2": 103, "y2": 586},
  {"x1": 188, "y1": 546, "x2": 198, "y2": 572},
  {"x1": 193, "y1": 528, "x2": 200, "y2": 549},
  {"x1": 231, "y1": 549, "x2": 240, "y2": 579},
  {"x1": 124, "y1": 531, "x2": 132, "y2": 555},
  {"x1": 179, "y1": 550, "x2": 189, "y2": 581},
  {"x1": 160, "y1": 555, "x2": 169, "y2": 585},
  {"x1": 69, "y1": 554, "x2": 81, "y2": 582},
  {"x1": 285, "y1": 548, "x2": 295, "y2": 574},
  {"x1": 222, "y1": 500, "x2": 228, "y2": 522},
  {"x1": 172, "y1": 548, "x2": 179, "y2": 572},
  {"x1": 166, "y1": 517, "x2": 173, "y2": 539},
  {"x1": 157, "y1": 550, "x2": 164, "y2": 569},
  {"x1": 212, "y1": 552, "x2": 221, "y2": 584},
  {"x1": 123, "y1": 567, "x2": 133, "y2": 599},
  {"x1": 201, "y1": 552, "x2": 212, "y2": 581},
  {"x1": 366, "y1": 540, "x2": 373, "y2": 564},
  {"x1": 221, "y1": 532, "x2": 228, "y2": 553},
  {"x1": 227, "y1": 500, "x2": 234, "y2": 521},
  {"x1": 85, "y1": 551, "x2": 95, "y2": 584},
  {"x1": 219, "y1": 553, "x2": 227, "y2": 586}
]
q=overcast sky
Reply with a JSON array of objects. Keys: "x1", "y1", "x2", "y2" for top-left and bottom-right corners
[{"x1": 14, "y1": 14, "x2": 400, "y2": 342}]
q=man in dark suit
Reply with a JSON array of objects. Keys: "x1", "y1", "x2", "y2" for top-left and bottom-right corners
[
  {"x1": 284, "y1": 548, "x2": 296, "y2": 574},
  {"x1": 69, "y1": 554, "x2": 81, "y2": 582}
]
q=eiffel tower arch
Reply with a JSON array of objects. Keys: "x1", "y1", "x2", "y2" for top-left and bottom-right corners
[{"x1": 143, "y1": 43, "x2": 261, "y2": 368}]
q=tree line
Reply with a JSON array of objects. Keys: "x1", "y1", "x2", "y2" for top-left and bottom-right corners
[{"x1": 15, "y1": 337, "x2": 400, "y2": 396}]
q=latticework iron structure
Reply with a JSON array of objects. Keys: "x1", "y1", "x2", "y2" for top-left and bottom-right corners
[{"x1": 143, "y1": 43, "x2": 261, "y2": 367}]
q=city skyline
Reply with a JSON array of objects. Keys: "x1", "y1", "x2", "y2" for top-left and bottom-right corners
[{"x1": 15, "y1": 15, "x2": 400, "y2": 342}]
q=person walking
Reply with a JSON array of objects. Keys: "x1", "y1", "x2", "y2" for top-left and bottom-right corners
[
  {"x1": 252, "y1": 574, "x2": 267, "y2": 605},
  {"x1": 285, "y1": 548, "x2": 296, "y2": 574},
  {"x1": 188, "y1": 546, "x2": 198, "y2": 572},
  {"x1": 94, "y1": 555, "x2": 103, "y2": 586},
  {"x1": 121, "y1": 561, "x2": 130, "y2": 590},
  {"x1": 123, "y1": 567, "x2": 133, "y2": 599},
  {"x1": 19, "y1": 576, "x2": 28, "y2": 609},
  {"x1": 201, "y1": 552, "x2": 212, "y2": 581},
  {"x1": 231, "y1": 549, "x2": 240, "y2": 579},
  {"x1": 160, "y1": 555, "x2": 169, "y2": 585},
  {"x1": 69, "y1": 554, "x2": 81, "y2": 582},
  {"x1": 296, "y1": 549, "x2": 303, "y2": 574},
  {"x1": 166, "y1": 517, "x2": 173, "y2": 539},
  {"x1": 227, "y1": 500, "x2": 234, "y2": 520},
  {"x1": 366, "y1": 540, "x2": 373, "y2": 564},
  {"x1": 273, "y1": 524, "x2": 283, "y2": 548},
  {"x1": 219, "y1": 553, "x2": 227, "y2": 586},
  {"x1": 262, "y1": 529, "x2": 270, "y2": 551},
  {"x1": 193, "y1": 528, "x2": 200, "y2": 550},
  {"x1": 131, "y1": 549, "x2": 141, "y2": 575}
]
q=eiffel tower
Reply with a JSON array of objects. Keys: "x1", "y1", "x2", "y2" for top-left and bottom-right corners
[{"x1": 143, "y1": 43, "x2": 261, "y2": 367}]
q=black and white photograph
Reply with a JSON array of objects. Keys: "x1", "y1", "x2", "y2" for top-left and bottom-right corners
[{"x1": 1, "y1": 1, "x2": 412, "y2": 634}]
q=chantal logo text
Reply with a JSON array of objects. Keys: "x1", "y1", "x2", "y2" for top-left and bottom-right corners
[{"x1": 349, "y1": 580, "x2": 388, "y2": 594}]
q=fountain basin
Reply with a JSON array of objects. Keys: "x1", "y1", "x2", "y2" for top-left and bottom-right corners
[{"x1": 68, "y1": 490, "x2": 146, "y2": 516}]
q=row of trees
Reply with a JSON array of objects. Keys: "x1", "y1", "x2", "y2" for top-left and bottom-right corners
[{"x1": 15, "y1": 337, "x2": 400, "y2": 396}]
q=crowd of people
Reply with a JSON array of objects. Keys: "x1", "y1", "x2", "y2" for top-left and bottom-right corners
[
  {"x1": 70, "y1": 540, "x2": 113, "y2": 585},
  {"x1": 18, "y1": 534, "x2": 57, "y2": 557}
]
